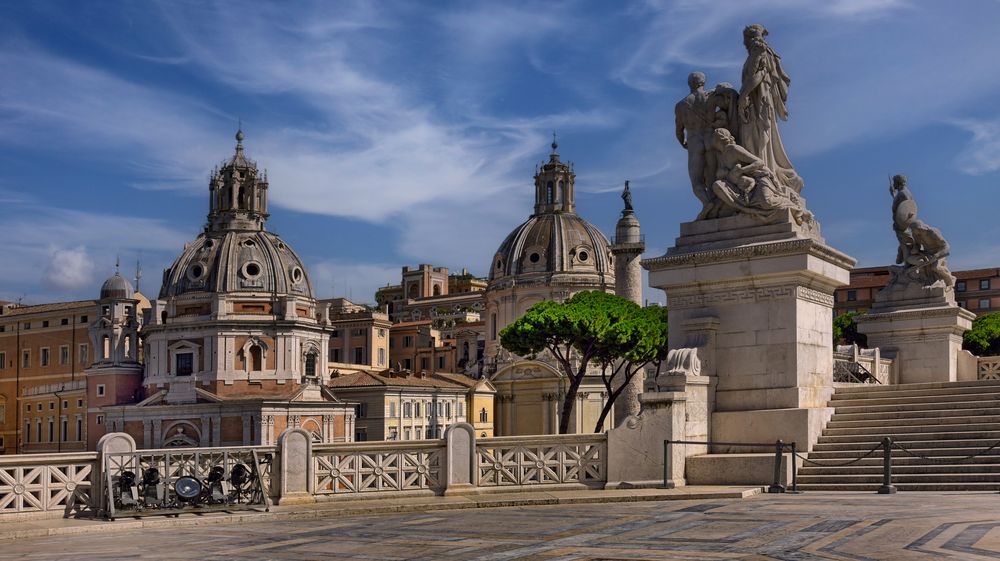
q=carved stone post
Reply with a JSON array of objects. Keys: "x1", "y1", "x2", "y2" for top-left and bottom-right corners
[
  {"x1": 443, "y1": 422, "x2": 476, "y2": 495},
  {"x1": 276, "y1": 428, "x2": 314, "y2": 505}
]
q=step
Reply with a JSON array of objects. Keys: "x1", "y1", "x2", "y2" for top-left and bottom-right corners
[
  {"x1": 814, "y1": 438, "x2": 1000, "y2": 453},
  {"x1": 808, "y1": 446, "x2": 1000, "y2": 460},
  {"x1": 793, "y1": 482, "x2": 1000, "y2": 492},
  {"x1": 799, "y1": 455, "x2": 1000, "y2": 468},
  {"x1": 831, "y1": 391, "x2": 1000, "y2": 408},
  {"x1": 818, "y1": 430, "x2": 1000, "y2": 445},
  {"x1": 833, "y1": 383, "x2": 1000, "y2": 402},
  {"x1": 797, "y1": 473, "x2": 1000, "y2": 484},
  {"x1": 826, "y1": 416, "x2": 1000, "y2": 432},
  {"x1": 829, "y1": 406, "x2": 1000, "y2": 422},
  {"x1": 833, "y1": 399, "x2": 1000, "y2": 416},
  {"x1": 833, "y1": 379, "x2": 1000, "y2": 396},
  {"x1": 799, "y1": 464, "x2": 1000, "y2": 476}
]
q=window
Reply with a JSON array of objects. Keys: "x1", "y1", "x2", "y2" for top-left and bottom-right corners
[
  {"x1": 61, "y1": 318, "x2": 69, "y2": 326},
  {"x1": 96, "y1": 384, "x2": 106, "y2": 397},
  {"x1": 80, "y1": 315, "x2": 87, "y2": 323},
  {"x1": 176, "y1": 353, "x2": 194, "y2": 376},
  {"x1": 0, "y1": 352, "x2": 5, "y2": 370},
  {"x1": 414, "y1": 402, "x2": 421, "y2": 417},
  {"x1": 846, "y1": 290, "x2": 857, "y2": 302},
  {"x1": 378, "y1": 348, "x2": 386, "y2": 367},
  {"x1": 458, "y1": 402, "x2": 463, "y2": 417},
  {"x1": 26, "y1": 404, "x2": 31, "y2": 412},
  {"x1": 445, "y1": 402, "x2": 452, "y2": 418},
  {"x1": 48, "y1": 419, "x2": 54, "y2": 442},
  {"x1": 61, "y1": 419, "x2": 67, "y2": 442},
  {"x1": 959, "y1": 301, "x2": 967, "y2": 309},
  {"x1": 22, "y1": 350, "x2": 30, "y2": 368},
  {"x1": 480, "y1": 408, "x2": 488, "y2": 423},
  {"x1": 389, "y1": 338, "x2": 395, "y2": 349},
  {"x1": 23, "y1": 322, "x2": 30, "y2": 330},
  {"x1": 403, "y1": 358, "x2": 412, "y2": 370},
  {"x1": 437, "y1": 356, "x2": 445, "y2": 369},
  {"x1": 41, "y1": 320, "x2": 49, "y2": 328},
  {"x1": 957, "y1": 280, "x2": 967, "y2": 292},
  {"x1": 79, "y1": 344, "x2": 89, "y2": 366},
  {"x1": 426, "y1": 402, "x2": 433, "y2": 418},
  {"x1": 76, "y1": 418, "x2": 82, "y2": 441},
  {"x1": 59, "y1": 346, "x2": 69, "y2": 365},
  {"x1": 96, "y1": 415, "x2": 104, "y2": 425},
  {"x1": 305, "y1": 352, "x2": 317, "y2": 377},
  {"x1": 389, "y1": 401, "x2": 397, "y2": 418},
  {"x1": 980, "y1": 299, "x2": 991, "y2": 309},
  {"x1": 76, "y1": 399, "x2": 83, "y2": 408},
  {"x1": 351, "y1": 329, "x2": 364, "y2": 337},
  {"x1": 330, "y1": 348, "x2": 341, "y2": 362},
  {"x1": 330, "y1": 329, "x2": 340, "y2": 338},
  {"x1": 355, "y1": 430, "x2": 367, "y2": 442},
  {"x1": 388, "y1": 427, "x2": 398, "y2": 441},
  {"x1": 249, "y1": 344, "x2": 263, "y2": 371},
  {"x1": 403, "y1": 402, "x2": 412, "y2": 418},
  {"x1": 25, "y1": 422, "x2": 30, "y2": 443},
  {"x1": 40, "y1": 348, "x2": 50, "y2": 367},
  {"x1": 403, "y1": 336, "x2": 413, "y2": 348},
  {"x1": 404, "y1": 428, "x2": 411, "y2": 441},
  {"x1": 101, "y1": 335, "x2": 110, "y2": 359},
  {"x1": 378, "y1": 328, "x2": 386, "y2": 338},
  {"x1": 49, "y1": 402, "x2": 54, "y2": 410},
  {"x1": 982, "y1": 279, "x2": 991, "y2": 290},
  {"x1": 102, "y1": 305, "x2": 110, "y2": 316},
  {"x1": 356, "y1": 403, "x2": 368, "y2": 418},
  {"x1": 62, "y1": 400, "x2": 68, "y2": 409},
  {"x1": 421, "y1": 357, "x2": 429, "y2": 370},
  {"x1": 354, "y1": 347, "x2": 365, "y2": 365}
]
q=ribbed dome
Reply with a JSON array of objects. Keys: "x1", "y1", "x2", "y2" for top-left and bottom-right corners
[
  {"x1": 100, "y1": 272, "x2": 135, "y2": 300},
  {"x1": 159, "y1": 230, "x2": 314, "y2": 299},
  {"x1": 489, "y1": 213, "x2": 614, "y2": 282}
]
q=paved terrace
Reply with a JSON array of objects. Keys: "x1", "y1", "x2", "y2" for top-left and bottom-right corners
[{"x1": 2, "y1": 490, "x2": 999, "y2": 560}]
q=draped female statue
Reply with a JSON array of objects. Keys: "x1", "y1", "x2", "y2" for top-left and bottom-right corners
[{"x1": 738, "y1": 24, "x2": 804, "y2": 194}]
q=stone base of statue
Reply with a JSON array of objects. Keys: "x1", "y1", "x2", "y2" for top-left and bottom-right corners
[
  {"x1": 857, "y1": 284, "x2": 975, "y2": 384},
  {"x1": 644, "y1": 210, "x2": 855, "y2": 452}
]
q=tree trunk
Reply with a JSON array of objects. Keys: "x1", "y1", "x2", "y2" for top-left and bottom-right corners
[
  {"x1": 594, "y1": 365, "x2": 632, "y2": 432},
  {"x1": 558, "y1": 375, "x2": 582, "y2": 434}
]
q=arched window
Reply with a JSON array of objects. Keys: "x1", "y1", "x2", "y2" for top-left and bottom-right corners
[
  {"x1": 546, "y1": 181, "x2": 554, "y2": 203},
  {"x1": 250, "y1": 344, "x2": 263, "y2": 371},
  {"x1": 433, "y1": 284, "x2": 441, "y2": 296},
  {"x1": 101, "y1": 336, "x2": 110, "y2": 360},
  {"x1": 304, "y1": 352, "x2": 317, "y2": 377},
  {"x1": 480, "y1": 408, "x2": 488, "y2": 423}
]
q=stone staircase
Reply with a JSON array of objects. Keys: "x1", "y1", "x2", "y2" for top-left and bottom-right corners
[{"x1": 796, "y1": 379, "x2": 1000, "y2": 491}]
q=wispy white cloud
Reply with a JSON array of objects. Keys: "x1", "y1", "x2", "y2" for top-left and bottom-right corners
[{"x1": 951, "y1": 118, "x2": 1000, "y2": 175}]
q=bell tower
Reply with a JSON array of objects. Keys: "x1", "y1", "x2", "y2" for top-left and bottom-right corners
[
  {"x1": 207, "y1": 129, "x2": 270, "y2": 232},
  {"x1": 533, "y1": 134, "x2": 575, "y2": 215}
]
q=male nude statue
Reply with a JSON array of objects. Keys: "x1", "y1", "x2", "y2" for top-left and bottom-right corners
[{"x1": 675, "y1": 72, "x2": 716, "y2": 211}]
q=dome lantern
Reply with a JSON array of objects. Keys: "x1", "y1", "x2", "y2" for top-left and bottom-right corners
[
  {"x1": 207, "y1": 128, "x2": 270, "y2": 232},
  {"x1": 533, "y1": 132, "x2": 575, "y2": 215}
]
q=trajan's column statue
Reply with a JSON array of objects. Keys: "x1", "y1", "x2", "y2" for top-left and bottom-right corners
[{"x1": 674, "y1": 24, "x2": 814, "y2": 231}]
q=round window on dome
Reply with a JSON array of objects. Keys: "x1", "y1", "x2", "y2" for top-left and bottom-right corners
[
  {"x1": 243, "y1": 239, "x2": 256, "y2": 248},
  {"x1": 291, "y1": 267, "x2": 304, "y2": 284},
  {"x1": 186, "y1": 263, "x2": 205, "y2": 282},
  {"x1": 529, "y1": 253, "x2": 541, "y2": 264},
  {"x1": 243, "y1": 261, "x2": 262, "y2": 278},
  {"x1": 578, "y1": 251, "x2": 589, "y2": 262}
]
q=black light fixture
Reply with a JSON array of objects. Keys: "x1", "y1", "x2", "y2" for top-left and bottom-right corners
[
  {"x1": 230, "y1": 464, "x2": 250, "y2": 488},
  {"x1": 141, "y1": 467, "x2": 163, "y2": 505},
  {"x1": 117, "y1": 470, "x2": 139, "y2": 507},
  {"x1": 174, "y1": 476, "x2": 202, "y2": 502}
]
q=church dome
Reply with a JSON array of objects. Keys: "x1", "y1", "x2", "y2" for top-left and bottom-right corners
[
  {"x1": 488, "y1": 138, "x2": 614, "y2": 284},
  {"x1": 100, "y1": 272, "x2": 135, "y2": 300},
  {"x1": 489, "y1": 213, "x2": 613, "y2": 282},
  {"x1": 158, "y1": 131, "x2": 315, "y2": 300}
]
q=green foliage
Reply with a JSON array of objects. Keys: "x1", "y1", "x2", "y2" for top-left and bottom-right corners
[
  {"x1": 499, "y1": 291, "x2": 668, "y2": 433},
  {"x1": 963, "y1": 312, "x2": 1000, "y2": 356},
  {"x1": 833, "y1": 311, "x2": 867, "y2": 347}
]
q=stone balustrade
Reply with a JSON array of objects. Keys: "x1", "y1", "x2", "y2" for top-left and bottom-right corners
[
  {"x1": 0, "y1": 424, "x2": 616, "y2": 520},
  {"x1": 0, "y1": 451, "x2": 97, "y2": 519},
  {"x1": 978, "y1": 356, "x2": 1000, "y2": 380}
]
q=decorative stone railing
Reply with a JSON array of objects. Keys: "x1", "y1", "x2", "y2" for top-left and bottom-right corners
[
  {"x1": 978, "y1": 356, "x2": 1000, "y2": 380},
  {"x1": 0, "y1": 425, "x2": 616, "y2": 521},
  {"x1": 833, "y1": 344, "x2": 894, "y2": 385},
  {"x1": 313, "y1": 440, "x2": 445, "y2": 496},
  {"x1": 475, "y1": 434, "x2": 607, "y2": 488},
  {"x1": 0, "y1": 452, "x2": 97, "y2": 519}
]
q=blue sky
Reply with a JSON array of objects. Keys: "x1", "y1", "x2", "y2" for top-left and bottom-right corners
[{"x1": 2, "y1": 1, "x2": 1000, "y2": 306}]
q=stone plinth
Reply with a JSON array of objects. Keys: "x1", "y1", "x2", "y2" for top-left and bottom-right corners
[
  {"x1": 858, "y1": 306, "x2": 975, "y2": 384},
  {"x1": 606, "y1": 392, "x2": 686, "y2": 489},
  {"x1": 644, "y1": 213, "x2": 854, "y2": 451}
]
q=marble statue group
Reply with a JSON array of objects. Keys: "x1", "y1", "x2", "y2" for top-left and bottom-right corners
[
  {"x1": 888, "y1": 174, "x2": 955, "y2": 288},
  {"x1": 675, "y1": 24, "x2": 812, "y2": 228}
]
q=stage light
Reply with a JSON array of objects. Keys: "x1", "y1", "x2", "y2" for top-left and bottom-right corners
[
  {"x1": 230, "y1": 464, "x2": 250, "y2": 488},
  {"x1": 117, "y1": 470, "x2": 139, "y2": 507},
  {"x1": 141, "y1": 467, "x2": 164, "y2": 504},
  {"x1": 174, "y1": 476, "x2": 202, "y2": 502}
]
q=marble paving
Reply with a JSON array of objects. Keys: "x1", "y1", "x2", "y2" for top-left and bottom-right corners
[{"x1": 2, "y1": 493, "x2": 999, "y2": 560}]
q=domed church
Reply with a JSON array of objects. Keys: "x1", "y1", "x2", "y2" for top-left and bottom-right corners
[
  {"x1": 101, "y1": 131, "x2": 356, "y2": 447},
  {"x1": 486, "y1": 139, "x2": 644, "y2": 435}
]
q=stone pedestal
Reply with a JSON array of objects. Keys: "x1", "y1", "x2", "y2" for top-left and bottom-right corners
[
  {"x1": 644, "y1": 212, "x2": 854, "y2": 452},
  {"x1": 858, "y1": 304, "x2": 975, "y2": 384},
  {"x1": 606, "y1": 392, "x2": 686, "y2": 489}
]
